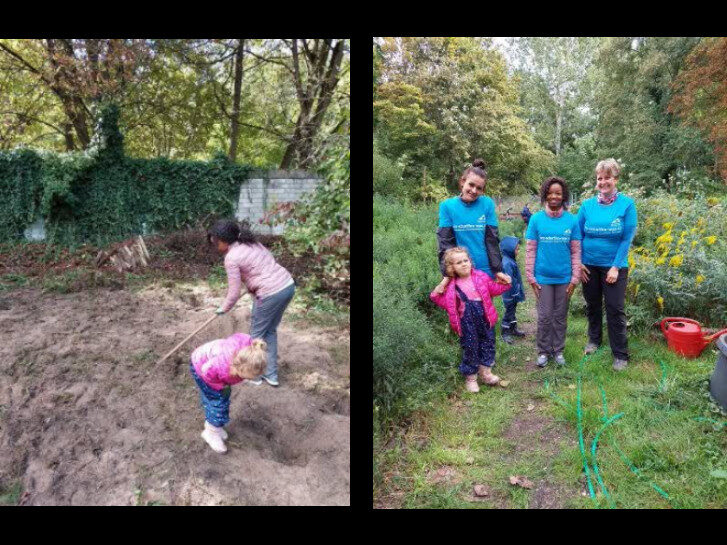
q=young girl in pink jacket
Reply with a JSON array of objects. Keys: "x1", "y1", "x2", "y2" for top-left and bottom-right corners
[
  {"x1": 190, "y1": 333, "x2": 267, "y2": 453},
  {"x1": 430, "y1": 247, "x2": 511, "y2": 393}
]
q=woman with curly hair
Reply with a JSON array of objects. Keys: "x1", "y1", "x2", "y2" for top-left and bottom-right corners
[{"x1": 526, "y1": 177, "x2": 582, "y2": 368}]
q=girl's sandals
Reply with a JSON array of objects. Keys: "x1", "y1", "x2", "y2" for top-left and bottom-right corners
[{"x1": 478, "y1": 365, "x2": 500, "y2": 386}]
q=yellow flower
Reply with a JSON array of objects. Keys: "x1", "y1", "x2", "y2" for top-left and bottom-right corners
[
  {"x1": 690, "y1": 227, "x2": 698, "y2": 234},
  {"x1": 656, "y1": 256, "x2": 666, "y2": 265},
  {"x1": 657, "y1": 296, "x2": 664, "y2": 310},
  {"x1": 669, "y1": 255, "x2": 683, "y2": 267},
  {"x1": 707, "y1": 197, "x2": 719, "y2": 206},
  {"x1": 691, "y1": 240, "x2": 698, "y2": 248},
  {"x1": 705, "y1": 235, "x2": 717, "y2": 245},
  {"x1": 696, "y1": 274, "x2": 706, "y2": 285},
  {"x1": 663, "y1": 222, "x2": 674, "y2": 230}
]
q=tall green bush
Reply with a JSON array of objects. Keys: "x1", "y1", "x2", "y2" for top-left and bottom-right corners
[{"x1": 373, "y1": 195, "x2": 460, "y2": 427}]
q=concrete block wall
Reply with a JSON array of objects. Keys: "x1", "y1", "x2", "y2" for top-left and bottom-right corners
[{"x1": 235, "y1": 169, "x2": 322, "y2": 235}]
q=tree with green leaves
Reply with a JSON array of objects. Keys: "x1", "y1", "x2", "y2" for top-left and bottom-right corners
[
  {"x1": 592, "y1": 36, "x2": 715, "y2": 193},
  {"x1": 669, "y1": 37, "x2": 727, "y2": 183},
  {"x1": 375, "y1": 37, "x2": 553, "y2": 195},
  {"x1": 506, "y1": 37, "x2": 600, "y2": 157},
  {"x1": 0, "y1": 39, "x2": 151, "y2": 150}
]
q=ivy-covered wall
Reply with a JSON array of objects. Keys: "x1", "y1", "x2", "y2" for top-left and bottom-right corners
[{"x1": 0, "y1": 104, "x2": 252, "y2": 247}]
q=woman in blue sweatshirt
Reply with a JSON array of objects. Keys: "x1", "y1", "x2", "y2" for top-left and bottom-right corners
[
  {"x1": 577, "y1": 159, "x2": 638, "y2": 371},
  {"x1": 433, "y1": 159, "x2": 511, "y2": 295}
]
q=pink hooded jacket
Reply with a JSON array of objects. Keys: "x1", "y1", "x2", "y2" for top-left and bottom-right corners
[
  {"x1": 430, "y1": 269, "x2": 511, "y2": 336},
  {"x1": 190, "y1": 333, "x2": 253, "y2": 391}
]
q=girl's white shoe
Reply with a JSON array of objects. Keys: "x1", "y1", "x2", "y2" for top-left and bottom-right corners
[{"x1": 201, "y1": 421, "x2": 227, "y2": 453}]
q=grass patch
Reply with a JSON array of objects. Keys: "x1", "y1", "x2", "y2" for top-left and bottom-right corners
[
  {"x1": 0, "y1": 273, "x2": 29, "y2": 291},
  {"x1": 0, "y1": 481, "x2": 23, "y2": 505},
  {"x1": 375, "y1": 237, "x2": 727, "y2": 509},
  {"x1": 207, "y1": 265, "x2": 227, "y2": 290}
]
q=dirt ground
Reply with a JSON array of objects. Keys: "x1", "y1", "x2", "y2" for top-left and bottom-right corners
[{"x1": 0, "y1": 281, "x2": 349, "y2": 505}]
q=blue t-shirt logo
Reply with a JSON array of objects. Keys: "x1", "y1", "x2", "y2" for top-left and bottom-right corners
[{"x1": 438, "y1": 196, "x2": 499, "y2": 276}]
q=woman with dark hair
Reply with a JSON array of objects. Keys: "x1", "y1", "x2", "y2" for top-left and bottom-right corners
[
  {"x1": 207, "y1": 219, "x2": 295, "y2": 387},
  {"x1": 577, "y1": 159, "x2": 637, "y2": 371},
  {"x1": 525, "y1": 177, "x2": 582, "y2": 368},
  {"x1": 433, "y1": 159, "x2": 511, "y2": 295}
]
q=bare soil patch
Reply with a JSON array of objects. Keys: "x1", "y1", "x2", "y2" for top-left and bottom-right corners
[{"x1": 0, "y1": 282, "x2": 349, "y2": 505}]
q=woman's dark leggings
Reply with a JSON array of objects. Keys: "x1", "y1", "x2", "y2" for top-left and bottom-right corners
[{"x1": 581, "y1": 265, "x2": 629, "y2": 361}]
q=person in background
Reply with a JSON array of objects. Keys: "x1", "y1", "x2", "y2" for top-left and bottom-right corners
[
  {"x1": 499, "y1": 236, "x2": 526, "y2": 344},
  {"x1": 521, "y1": 203, "x2": 533, "y2": 226},
  {"x1": 577, "y1": 159, "x2": 637, "y2": 371}
]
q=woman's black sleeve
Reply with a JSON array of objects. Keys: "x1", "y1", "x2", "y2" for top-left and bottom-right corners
[
  {"x1": 437, "y1": 227, "x2": 457, "y2": 276},
  {"x1": 484, "y1": 225, "x2": 503, "y2": 275}
]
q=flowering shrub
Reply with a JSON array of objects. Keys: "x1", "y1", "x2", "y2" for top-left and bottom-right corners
[{"x1": 627, "y1": 192, "x2": 727, "y2": 330}]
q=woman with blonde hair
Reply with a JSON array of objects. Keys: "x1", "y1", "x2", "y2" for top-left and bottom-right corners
[{"x1": 577, "y1": 159, "x2": 638, "y2": 370}]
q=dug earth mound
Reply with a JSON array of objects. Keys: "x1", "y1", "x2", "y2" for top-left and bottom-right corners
[{"x1": 0, "y1": 283, "x2": 350, "y2": 505}]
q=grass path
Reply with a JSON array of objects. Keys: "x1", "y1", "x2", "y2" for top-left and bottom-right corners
[{"x1": 374, "y1": 253, "x2": 727, "y2": 509}]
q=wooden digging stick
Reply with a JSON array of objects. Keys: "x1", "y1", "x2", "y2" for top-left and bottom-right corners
[{"x1": 156, "y1": 314, "x2": 218, "y2": 365}]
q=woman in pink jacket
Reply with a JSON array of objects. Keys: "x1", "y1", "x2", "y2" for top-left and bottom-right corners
[
  {"x1": 430, "y1": 247, "x2": 511, "y2": 393},
  {"x1": 208, "y1": 220, "x2": 295, "y2": 387},
  {"x1": 190, "y1": 334, "x2": 267, "y2": 453}
]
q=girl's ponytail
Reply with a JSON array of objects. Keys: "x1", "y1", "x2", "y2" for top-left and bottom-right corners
[
  {"x1": 207, "y1": 219, "x2": 258, "y2": 246},
  {"x1": 237, "y1": 221, "x2": 258, "y2": 245}
]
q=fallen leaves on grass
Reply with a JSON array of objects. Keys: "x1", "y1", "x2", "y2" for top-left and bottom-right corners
[
  {"x1": 527, "y1": 403, "x2": 535, "y2": 411},
  {"x1": 473, "y1": 484, "x2": 490, "y2": 497},
  {"x1": 499, "y1": 380, "x2": 511, "y2": 388},
  {"x1": 428, "y1": 466, "x2": 457, "y2": 484},
  {"x1": 509, "y1": 475, "x2": 534, "y2": 489}
]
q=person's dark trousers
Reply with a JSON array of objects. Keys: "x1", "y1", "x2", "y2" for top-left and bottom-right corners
[
  {"x1": 501, "y1": 301, "x2": 518, "y2": 332},
  {"x1": 582, "y1": 265, "x2": 629, "y2": 361}
]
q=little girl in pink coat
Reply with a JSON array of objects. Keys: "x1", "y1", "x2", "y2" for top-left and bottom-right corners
[
  {"x1": 190, "y1": 333, "x2": 267, "y2": 453},
  {"x1": 430, "y1": 247, "x2": 511, "y2": 393}
]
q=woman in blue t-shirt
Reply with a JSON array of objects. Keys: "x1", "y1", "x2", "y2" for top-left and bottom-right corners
[
  {"x1": 525, "y1": 177, "x2": 582, "y2": 368},
  {"x1": 577, "y1": 159, "x2": 637, "y2": 371},
  {"x1": 433, "y1": 159, "x2": 511, "y2": 295}
]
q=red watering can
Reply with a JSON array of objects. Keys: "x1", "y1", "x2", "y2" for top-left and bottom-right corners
[{"x1": 660, "y1": 317, "x2": 727, "y2": 358}]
